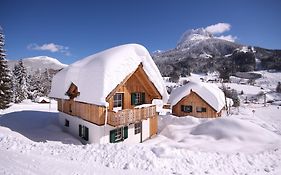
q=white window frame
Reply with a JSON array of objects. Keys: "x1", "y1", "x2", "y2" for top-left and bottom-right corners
[
  {"x1": 134, "y1": 122, "x2": 142, "y2": 134},
  {"x1": 113, "y1": 93, "x2": 123, "y2": 108},
  {"x1": 196, "y1": 107, "x2": 207, "y2": 113},
  {"x1": 115, "y1": 127, "x2": 123, "y2": 142},
  {"x1": 135, "y1": 92, "x2": 142, "y2": 105}
]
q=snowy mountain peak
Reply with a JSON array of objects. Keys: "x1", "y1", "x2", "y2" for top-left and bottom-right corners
[
  {"x1": 8, "y1": 56, "x2": 67, "y2": 74},
  {"x1": 177, "y1": 28, "x2": 213, "y2": 48},
  {"x1": 24, "y1": 56, "x2": 67, "y2": 67}
]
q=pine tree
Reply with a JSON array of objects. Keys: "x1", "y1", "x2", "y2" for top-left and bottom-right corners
[
  {"x1": 12, "y1": 59, "x2": 29, "y2": 103},
  {"x1": 0, "y1": 28, "x2": 13, "y2": 109}
]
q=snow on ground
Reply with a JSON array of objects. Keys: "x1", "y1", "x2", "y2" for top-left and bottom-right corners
[
  {"x1": 254, "y1": 70, "x2": 281, "y2": 91},
  {"x1": 1, "y1": 99, "x2": 281, "y2": 175}
]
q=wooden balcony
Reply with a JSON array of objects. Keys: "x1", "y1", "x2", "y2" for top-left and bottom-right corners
[{"x1": 107, "y1": 105, "x2": 157, "y2": 127}]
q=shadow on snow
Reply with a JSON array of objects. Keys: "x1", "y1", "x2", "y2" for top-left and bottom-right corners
[{"x1": 0, "y1": 110, "x2": 81, "y2": 145}]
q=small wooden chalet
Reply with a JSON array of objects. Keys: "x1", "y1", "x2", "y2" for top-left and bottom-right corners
[
  {"x1": 168, "y1": 80, "x2": 225, "y2": 118},
  {"x1": 49, "y1": 44, "x2": 168, "y2": 144}
]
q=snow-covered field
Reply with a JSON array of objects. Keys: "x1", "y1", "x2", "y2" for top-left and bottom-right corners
[
  {"x1": 1, "y1": 101, "x2": 281, "y2": 174},
  {"x1": 1, "y1": 70, "x2": 281, "y2": 175}
]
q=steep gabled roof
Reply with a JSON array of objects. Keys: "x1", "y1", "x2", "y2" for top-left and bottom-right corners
[
  {"x1": 49, "y1": 44, "x2": 168, "y2": 106},
  {"x1": 168, "y1": 80, "x2": 225, "y2": 112}
]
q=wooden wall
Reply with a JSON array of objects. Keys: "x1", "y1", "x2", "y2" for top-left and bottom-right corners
[
  {"x1": 172, "y1": 91, "x2": 221, "y2": 118},
  {"x1": 149, "y1": 115, "x2": 158, "y2": 136},
  {"x1": 107, "y1": 65, "x2": 161, "y2": 111},
  {"x1": 57, "y1": 99, "x2": 106, "y2": 125}
]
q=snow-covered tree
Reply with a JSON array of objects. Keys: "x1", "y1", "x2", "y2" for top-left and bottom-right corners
[
  {"x1": 276, "y1": 82, "x2": 281, "y2": 93},
  {"x1": 0, "y1": 28, "x2": 13, "y2": 109},
  {"x1": 12, "y1": 59, "x2": 29, "y2": 103},
  {"x1": 28, "y1": 68, "x2": 54, "y2": 99}
]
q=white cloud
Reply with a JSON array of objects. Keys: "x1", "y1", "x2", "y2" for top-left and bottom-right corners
[
  {"x1": 28, "y1": 43, "x2": 71, "y2": 56},
  {"x1": 215, "y1": 35, "x2": 237, "y2": 42},
  {"x1": 205, "y1": 23, "x2": 231, "y2": 34}
]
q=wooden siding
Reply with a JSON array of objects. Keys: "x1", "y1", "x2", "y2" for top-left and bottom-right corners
[
  {"x1": 107, "y1": 65, "x2": 161, "y2": 111},
  {"x1": 57, "y1": 99, "x2": 106, "y2": 125},
  {"x1": 107, "y1": 105, "x2": 157, "y2": 127},
  {"x1": 149, "y1": 115, "x2": 158, "y2": 136},
  {"x1": 172, "y1": 91, "x2": 222, "y2": 118}
]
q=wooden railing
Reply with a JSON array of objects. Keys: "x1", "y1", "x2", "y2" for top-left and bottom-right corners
[{"x1": 107, "y1": 105, "x2": 156, "y2": 126}]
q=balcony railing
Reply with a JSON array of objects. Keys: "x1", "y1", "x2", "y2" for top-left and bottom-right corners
[{"x1": 107, "y1": 105, "x2": 156, "y2": 126}]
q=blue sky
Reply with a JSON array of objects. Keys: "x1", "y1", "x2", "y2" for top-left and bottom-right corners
[{"x1": 1, "y1": 0, "x2": 281, "y2": 64}]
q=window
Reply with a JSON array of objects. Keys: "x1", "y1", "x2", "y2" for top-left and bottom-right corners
[
  {"x1": 79, "y1": 125, "x2": 89, "y2": 141},
  {"x1": 64, "y1": 119, "x2": 69, "y2": 127},
  {"x1": 115, "y1": 128, "x2": 123, "y2": 142},
  {"x1": 196, "y1": 107, "x2": 207, "y2": 113},
  {"x1": 181, "y1": 105, "x2": 192, "y2": 113},
  {"x1": 131, "y1": 92, "x2": 145, "y2": 105},
  {"x1": 135, "y1": 122, "x2": 142, "y2": 134},
  {"x1": 113, "y1": 93, "x2": 123, "y2": 108},
  {"x1": 109, "y1": 126, "x2": 128, "y2": 143}
]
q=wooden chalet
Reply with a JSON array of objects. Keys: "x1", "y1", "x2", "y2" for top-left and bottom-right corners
[
  {"x1": 168, "y1": 81, "x2": 225, "y2": 118},
  {"x1": 50, "y1": 44, "x2": 168, "y2": 144}
]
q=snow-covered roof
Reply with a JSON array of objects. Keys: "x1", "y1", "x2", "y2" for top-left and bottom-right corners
[
  {"x1": 35, "y1": 96, "x2": 50, "y2": 103},
  {"x1": 168, "y1": 80, "x2": 225, "y2": 112},
  {"x1": 49, "y1": 44, "x2": 168, "y2": 106}
]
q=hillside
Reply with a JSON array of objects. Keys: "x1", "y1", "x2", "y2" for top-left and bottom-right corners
[{"x1": 153, "y1": 28, "x2": 281, "y2": 77}]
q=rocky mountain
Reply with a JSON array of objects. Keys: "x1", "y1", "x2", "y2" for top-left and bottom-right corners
[
  {"x1": 7, "y1": 56, "x2": 67, "y2": 74},
  {"x1": 153, "y1": 28, "x2": 281, "y2": 79}
]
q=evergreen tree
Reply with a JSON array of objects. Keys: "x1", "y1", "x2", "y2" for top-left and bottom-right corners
[
  {"x1": 28, "y1": 68, "x2": 53, "y2": 99},
  {"x1": 29, "y1": 69, "x2": 42, "y2": 99},
  {"x1": 0, "y1": 28, "x2": 13, "y2": 109},
  {"x1": 12, "y1": 59, "x2": 29, "y2": 103}
]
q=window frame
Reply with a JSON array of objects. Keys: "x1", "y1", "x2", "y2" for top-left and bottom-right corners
[
  {"x1": 181, "y1": 105, "x2": 193, "y2": 113},
  {"x1": 135, "y1": 93, "x2": 142, "y2": 105},
  {"x1": 113, "y1": 93, "x2": 123, "y2": 108},
  {"x1": 196, "y1": 107, "x2": 207, "y2": 113},
  {"x1": 134, "y1": 122, "x2": 142, "y2": 134},
  {"x1": 131, "y1": 92, "x2": 145, "y2": 105},
  {"x1": 79, "y1": 124, "x2": 89, "y2": 141},
  {"x1": 110, "y1": 126, "x2": 128, "y2": 143}
]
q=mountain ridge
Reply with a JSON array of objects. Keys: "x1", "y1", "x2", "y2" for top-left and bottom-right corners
[{"x1": 153, "y1": 27, "x2": 281, "y2": 78}]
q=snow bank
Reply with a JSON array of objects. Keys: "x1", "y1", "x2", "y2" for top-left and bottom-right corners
[
  {"x1": 49, "y1": 44, "x2": 168, "y2": 106},
  {"x1": 151, "y1": 114, "x2": 281, "y2": 153},
  {"x1": 191, "y1": 118, "x2": 280, "y2": 142},
  {"x1": 168, "y1": 80, "x2": 225, "y2": 112}
]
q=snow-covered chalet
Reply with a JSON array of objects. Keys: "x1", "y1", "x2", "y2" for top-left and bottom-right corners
[
  {"x1": 49, "y1": 44, "x2": 168, "y2": 144},
  {"x1": 168, "y1": 80, "x2": 225, "y2": 118}
]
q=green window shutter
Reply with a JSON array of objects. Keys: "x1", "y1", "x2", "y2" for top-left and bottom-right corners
[
  {"x1": 131, "y1": 93, "x2": 136, "y2": 105},
  {"x1": 79, "y1": 125, "x2": 82, "y2": 137},
  {"x1": 181, "y1": 105, "x2": 184, "y2": 112},
  {"x1": 84, "y1": 127, "x2": 89, "y2": 141},
  {"x1": 109, "y1": 129, "x2": 116, "y2": 143},
  {"x1": 124, "y1": 126, "x2": 128, "y2": 139},
  {"x1": 141, "y1": 92, "x2": 145, "y2": 104},
  {"x1": 190, "y1": 106, "x2": 193, "y2": 112}
]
